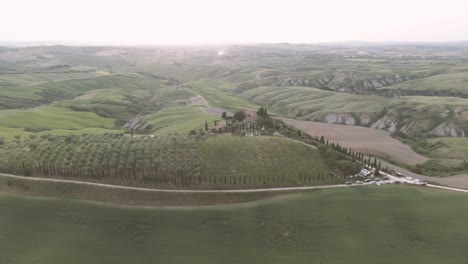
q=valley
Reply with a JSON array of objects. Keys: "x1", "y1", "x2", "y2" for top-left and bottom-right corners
[{"x1": 1, "y1": 43, "x2": 468, "y2": 264}]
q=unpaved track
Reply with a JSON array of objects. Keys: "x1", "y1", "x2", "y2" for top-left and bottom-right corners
[
  {"x1": 378, "y1": 160, "x2": 468, "y2": 189},
  {"x1": 0, "y1": 173, "x2": 346, "y2": 193},
  {"x1": 280, "y1": 136, "x2": 317, "y2": 149},
  {"x1": 280, "y1": 117, "x2": 468, "y2": 188},
  {"x1": 2, "y1": 172, "x2": 468, "y2": 195},
  {"x1": 190, "y1": 91, "x2": 233, "y2": 116},
  {"x1": 280, "y1": 117, "x2": 429, "y2": 165}
]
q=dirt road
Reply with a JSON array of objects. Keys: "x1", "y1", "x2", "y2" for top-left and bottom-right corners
[
  {"x1": 2, "y1": 172, "x2": 468, "y2": 196},
  {"x1": 378, "y1": 160, "x2": 468, "y2": 189},
  {"x1": 0, "y1": 173, "x2": 347, "y2": 193}
]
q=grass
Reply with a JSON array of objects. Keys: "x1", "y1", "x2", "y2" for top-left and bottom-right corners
[
  {"x1": 241, "y1": 86, "x2": 400, "y2": 115},
  {"x1": 2, "y1": 185, "x2": 468, "y2": 263},
  {"x1": 0, "y1": 127, "x2": 124, "y2": 140},
  {"x1": 0, "y1": 176, "x2": 288, "y2": 206},
  {"x1": 427, "y1": 137, "x2": 468, "y2": 160},
  {"x1": 403, "y1": 96, "x2": 468, "y2": 106},
  {"x1": 0, "y1": 126, "x2": 32, "y2": 140},
  {"x1": 242, "y1": 86, "x2": 468, "y2": 115},
  {"x1": 240, "y1": 86, "x2": 468, "y2": 136},
  {"x1": 385, "y1": 72, "x2": 468, "y2": 94},
  {"x1": 390, "y1": 133, "x2": 468, "y2": 176},
  {"x1": 0, "y1": 71, "x2": 105, "y2": 87},
  {"x1": 198, "y1": 134, "x2": 328, "y2": 181},
  {"x1": 191, "y1": 79, "x2": 258, "y2": 111},
  {"x1": 0, "y1": 85, "x2": 42, "y2": 100},
  {"x1": 0, "y1": 106, "x2": 116, "y2": 130},
  {"x1": 144, "y1": 105, "x2": 219, "y2": 134}
]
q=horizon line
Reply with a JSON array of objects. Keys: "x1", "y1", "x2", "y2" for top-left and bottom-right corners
[{"x1": 2, "y1": 39, "x2": 468, "y2": 48}]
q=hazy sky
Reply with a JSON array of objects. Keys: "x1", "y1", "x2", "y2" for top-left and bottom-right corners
[{"x1": 2, "y1": 0, "x2": 468, "y2": 45}]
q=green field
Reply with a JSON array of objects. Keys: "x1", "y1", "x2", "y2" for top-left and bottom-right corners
[
  {"x1": 191, "y1": 79, "x2": 258, "y2": 111},
  {"x1": 384, "y1": 71, "x2": 468, "y2": 96},
  {"x1": 2, "y1": 44, "x2": 468, "y2": 139},
  {"x1": 144, "y1": 106, "x2": 219, "y2": 134},
  {"x1": 390, "y1": 133, "x2": 468, "y2": 176},
  {"x1": 198, "y1": 135, "x2": 329, "y2": 180},
  {"x1": 0, "y1": 126, "x2": 124, "y2": 140},
  {"x1": 2, "y1": 186, "x2": 468, "y2": 264},
  {"x1": 241, "y1": 86, "x2": 398, "y2": 114},
  {"x1": 427, "y1": 137, "x2": 468, "y2": 160},
  {"x1": 239, "y1": 85, "x2": 468, "y2": 138},
  {"x1": 0, "y1": 106, "x2": 116, "y2": 130}
]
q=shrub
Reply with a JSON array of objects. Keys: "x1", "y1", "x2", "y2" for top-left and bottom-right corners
[{"x1": 233, "y1": 111, "x2": 246, "y2": 121}]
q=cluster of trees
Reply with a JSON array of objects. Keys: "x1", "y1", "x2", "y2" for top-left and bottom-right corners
[
  {"x1": 1, "y1": 132, "x2": 351, "y2": 188},
  {"x1": 220, "y1": 107, "x2": 270, "y2": 123},
  {"x1": 1, "y1": 134, "x2": 204, "y2": 188},
  {"x1": 256, "y1": 107, "x2": 268, "y2": 117},
  {"x1": 211, "y1": 107, "x2": 370, "y2": 178},
  {"x1": 213, "y1": 105, "x2": 393, "y2": 179},
  {"x1": 297, "y1": 171, "x2": 338, "y2": 183}
]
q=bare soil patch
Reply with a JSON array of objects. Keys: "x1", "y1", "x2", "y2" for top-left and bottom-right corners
[
  {"x1": 436, "y1": 174, "x2": 468, "y2": 189},
  {"x1": 281, "y1": 117, "x2": 429, "y2": 165}
]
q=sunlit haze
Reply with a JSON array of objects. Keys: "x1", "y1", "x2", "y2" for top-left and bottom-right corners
[{"x1": 1, "y1": 0, "x2": 468, "y2": 45}]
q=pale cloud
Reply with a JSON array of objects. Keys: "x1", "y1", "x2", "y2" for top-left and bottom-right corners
[{"x1": 1, "y1": 0, "x2": 467, "y2": 44}]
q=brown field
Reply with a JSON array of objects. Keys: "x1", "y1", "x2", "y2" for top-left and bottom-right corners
[
  {"x1": 280, "y1": 117, "x2": 429, "y2": 165},
  {"x1": 438, "y1": 174, "x2": 468, "y2": 188}
]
